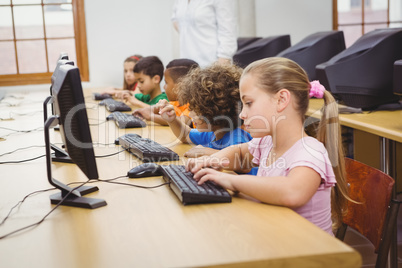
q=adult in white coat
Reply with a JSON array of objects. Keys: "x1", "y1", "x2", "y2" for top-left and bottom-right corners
[{"x1": 172, "y1": 0, "x2": 238, "y2": 67}]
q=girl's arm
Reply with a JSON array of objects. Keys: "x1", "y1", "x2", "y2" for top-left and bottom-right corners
[
  {"x1": 187, "y1": 143, "x2": 253, "y2": 173},
  {"x1": 193, "y1": 166, "x2": 321, "y2": 208},
  {"x1": 183, "y1": 145, "x2": 219, "y2": 158}
]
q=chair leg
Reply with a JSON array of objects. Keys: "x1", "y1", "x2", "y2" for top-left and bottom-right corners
[
  {"x1": 376, "y1": 201, "x2": 400, "y2": 268},
  {"x1": 335, "y1": 222, "x2": 347, "y2": 241}
]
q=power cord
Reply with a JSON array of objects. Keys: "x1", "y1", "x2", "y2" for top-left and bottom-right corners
[
  {"x1": 0, "y1": 145, "x2": 45, "y2": 157},
  {"x1": 0, "y1": 175, "x2": 169, "y2": 239},
  {"x1": 0, "y1": 154, "x2": 46, "y2": 164},
  {"x1": 0, "y1": 180, "x2": 90, "y2": 240}
]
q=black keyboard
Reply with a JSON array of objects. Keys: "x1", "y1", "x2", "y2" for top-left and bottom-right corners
[
  {"x1": 99, "y1": 98, "x2": 132, "y2": 112},
  {"x1": 160, "y1": 165, "x2": 232, "y2": 205},
  {"x1": 93, "y1": 93, "x2": 112, "y2": 100},
  {"x1": 107, "y1": 111, "x2": 146, "y2": 128},
  {"x1": 118, "y1": 134, "x2": 179, "y2": 162}
]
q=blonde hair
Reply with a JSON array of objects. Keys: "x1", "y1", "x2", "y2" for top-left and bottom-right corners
[{"x1": 243, "y1": 57, "x2": 349, "y2": 229}]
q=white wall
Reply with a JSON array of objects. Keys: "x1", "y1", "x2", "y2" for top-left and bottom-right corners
[
  {"x1": 1, "y1": 0, "x2": 332, "y2": 91},
  {"x1": 85, "y1": 0, "x2": 177, "y2": 89},
  {"x1": 255, "y1": 0, "x2": 332, "y2": 44}
]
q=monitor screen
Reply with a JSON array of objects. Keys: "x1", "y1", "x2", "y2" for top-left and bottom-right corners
[
  {"x1": 277, "y1": 31, "x2": 346, "y2": 80},
  {"x1": 44, "y1": 64, "x2": 106, "y2": 208},
  {"x1": 233, "y1": 35, "x2": 291, "y2": 68},
  {"x1": 316, "y1": 28, "x2": 402, "y2": 110}
]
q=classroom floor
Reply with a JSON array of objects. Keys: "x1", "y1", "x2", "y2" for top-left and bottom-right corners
[{"x1": 342, "y1": 199, "x2": 402, "y2": 267}]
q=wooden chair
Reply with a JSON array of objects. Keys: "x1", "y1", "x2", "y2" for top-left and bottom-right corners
[{"x1": 336, "y1": 158, "x2": 401, "y2": 268}]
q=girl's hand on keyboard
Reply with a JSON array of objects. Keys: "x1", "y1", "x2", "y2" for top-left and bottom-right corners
[
  {"x1": 192, "y1": 168, "x2": 237, "y2": 191},
  {"x1": 186, "y1": 156, "x2": 230, "y2": 173}
]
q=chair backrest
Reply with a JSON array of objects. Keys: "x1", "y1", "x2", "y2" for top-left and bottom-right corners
[{"x1": 340, "y1": 158, "x2": 396, "y2": 257}]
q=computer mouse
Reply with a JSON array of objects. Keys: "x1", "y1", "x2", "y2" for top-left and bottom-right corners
[{"x1": 127, "y1": 163, "x2": 162, "y2": 178}]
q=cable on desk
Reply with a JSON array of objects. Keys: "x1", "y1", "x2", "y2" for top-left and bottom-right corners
[
  {"x1": 11, "y1": 110, "x2": 43, "y2": 116},
  {"x1": 0, "y1": 175, "x2": 168, "y2": 239},
  {"x1": 89, "y1": 120, "x2": 107, "y2": 126},
  {"x1": 0, "y1": 127, "x2": 44, "y2": 138},
  {"x1": 0, "y1": 180, "x2": 90, "y2": 240},
  {"x1": 93, "y1": 142, "x2": 116, "y2": 146},
  {"x1": 0, "y1": 154, "x2": 46, "y2": 164},
  {"x1": 0, "y1": 187, "x2": 56, "y2": 226},
  {"x1": 98, "y1": 177, "x2": 170, "y2": 189},
  {"x1": 95, "y1": 149, "x2": 125, "y2": 158},
  {"x1": 0, "y1": 145, "x2": 45, "y2": 157}
]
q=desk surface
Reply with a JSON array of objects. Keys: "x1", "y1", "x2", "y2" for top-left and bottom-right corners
[
  {"x1": 307, "y1": 99, "x2": 402, "y2": 143},
  {"x1": 0, "y1": 89, "x2": 361, "y2": 268}
]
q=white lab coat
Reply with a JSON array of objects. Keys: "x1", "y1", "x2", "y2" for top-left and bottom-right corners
[{"x1": 172, "y1": 0, "x2": 238, "y2": 67}]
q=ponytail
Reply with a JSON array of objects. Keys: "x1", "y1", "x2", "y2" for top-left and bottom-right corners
[{"x1": 315, "y1": 91, "x2": 349, "y2": 229}]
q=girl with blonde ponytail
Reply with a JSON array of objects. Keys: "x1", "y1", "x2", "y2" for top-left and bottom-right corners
[{"x1": 186, "y1": 57, "x2": 349, "y2": 235}]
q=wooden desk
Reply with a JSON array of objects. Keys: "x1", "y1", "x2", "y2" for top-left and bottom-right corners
[
  {"x1": 0, "y1": 90, "x2": 361, "y2": 268},
  {"x1": 307, "y1": 98, "x2": 402, "y2": 184}
]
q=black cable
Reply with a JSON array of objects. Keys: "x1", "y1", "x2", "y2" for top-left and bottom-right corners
[
  {"x1": 93, "y1": 142, "x2": 116, "y2": 146},
  {"x1": 0, "y1": 175, "x2": 168, "y2": 239},
  {"x1": 0, "y1": 127, "x2": 43, "y2": 138},
  {"x1": 95, "y1": 149, "x2": 125, "y2": 158},
  {"x1": 0, "y1": 145, "x2": 45, "y2": 157},
  {"x1": 0, "y1": 180, "x2": 90, "y2": 240},
  {"x1": 89, "y1": 120, "x2": 107, "y2": 126},
  {"x1": 0, "y1": 187, "x2": 56, "y2": 226},
  {"x1": 0, "y1": 154, "x2": 46, "y2": 164},
  {"x1": 97, "y1": 177, "x2": 170, "y2": 189}
]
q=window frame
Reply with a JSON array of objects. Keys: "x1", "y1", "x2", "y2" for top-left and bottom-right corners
[
  {"x1": 333, "y1": 0, "x2": 402, "y2": 36},
  {"x1": 0, "y1": 0, "x2": 89, "y2": 86}
]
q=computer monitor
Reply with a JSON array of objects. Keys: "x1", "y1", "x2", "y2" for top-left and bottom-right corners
[
  {"x1": 43, "y1": 64, "x2": 106, "y2": 209},
  {"x1": 237, "y1": 37, "x2": 262, "y2": 51},
  {"x1": 233, "y1": 35, "x2": 291, "y2": 68},
  {"x1": 47, "y1": 58, "x2": 75, "y2": 162},
  {"x1": 393, "y1": 60, "x2": 402, "y2": 96},
  {"x1": 277, "y1": 31, "x2": 346, "y2": 80},
  {"x1": 316, "y1": 28, "x2": 402, "y2": 110}
]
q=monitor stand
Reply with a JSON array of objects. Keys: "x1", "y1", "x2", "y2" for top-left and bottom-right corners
[
  {"x1": 43, "y1": 97, "x2": 106, "y2": 209},
  {"x1": 51, "y1": 144, "x2": 73, "y2": 163}
]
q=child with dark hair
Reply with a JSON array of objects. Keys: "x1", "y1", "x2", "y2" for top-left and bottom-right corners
[
  {"x1": 158, "y1": 63, "x2": 252, "y2": 157},
  {"x1": 133, "y1": 58, "x2": 198, "y2": 126},
  {"x1": 122, "y1": 56, "x2": 168, "y2": 108}
]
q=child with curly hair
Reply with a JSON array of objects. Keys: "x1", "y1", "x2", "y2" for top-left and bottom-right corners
[{"x1": 158, "y1": 63, "x2": 252, "y2": 158}]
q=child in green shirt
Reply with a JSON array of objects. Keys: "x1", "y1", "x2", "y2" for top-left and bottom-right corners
[{"x1": 122, "y1": 56, "x2": 168, "y2": 108}]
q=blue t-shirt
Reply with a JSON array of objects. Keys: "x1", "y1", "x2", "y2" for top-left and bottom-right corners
[{"x1": 189, "y1": 127, "x2": 252, "y2": 150}]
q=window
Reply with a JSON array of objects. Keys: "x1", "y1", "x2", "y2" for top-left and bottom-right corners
[
  {"x1": 334, "y1": 0, "x2": 402, "y2": 47},
  {"x1": 0, "y1": 0, "x2": 88, "y2": 86}
]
